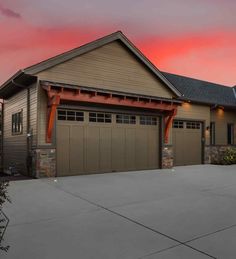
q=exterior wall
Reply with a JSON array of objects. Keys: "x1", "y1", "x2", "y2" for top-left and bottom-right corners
[
  {"x1": 3, "y1": 83, "x2": 38, "y2": 175},
  {"x1": 211, "y1": 108, "x2": 236, "y2": 145},
  {"x1": 37, "y1": 86, "x2": 50, "y2": 146},
  {"x1": 36, "y1": 41, "x2": 174, "y2": 99}
]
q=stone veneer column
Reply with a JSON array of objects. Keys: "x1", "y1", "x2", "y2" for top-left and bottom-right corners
[
  {"x1": 32, "y1": 148, "x2": 56, "y2": 178},
  {"x1": 162, "y1": 145, "x2": 173, "y2": 169}
]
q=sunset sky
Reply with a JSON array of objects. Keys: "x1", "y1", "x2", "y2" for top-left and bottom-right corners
[{"x1": 0, "y1": 0, "x2": 235, "y2": 86}]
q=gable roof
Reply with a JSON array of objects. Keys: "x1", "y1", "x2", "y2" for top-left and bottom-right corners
[
  {"x1": 162, "y1": 72, "x2": 236, "y2": 108},
  {"x1": 0, "y1": 31, "x2": 181, "y2": 98}
]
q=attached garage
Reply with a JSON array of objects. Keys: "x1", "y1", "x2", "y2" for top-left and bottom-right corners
[
  {"x1": 172, "y1": 120, "x2": 203, "y2": 166},
  {"x1": 56, "y1": 108, "x2": 160, "y2": 176}
]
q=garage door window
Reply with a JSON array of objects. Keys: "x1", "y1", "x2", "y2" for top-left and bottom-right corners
[
  {"x1": 173, "y1": 121, "x2": 184, "y2": 128},
  {"x1": 140, "y1": 116, "x2": 157, "y2": 125},
  {"x1": 186, "y1": 122, "x2": 200, "y2": 129},
  {"x1": 89, "y1": 112, "x2": 112, "y2": 123},
  {"x1": 116, "y1": 114, "x2": 136, "y2": 124},
  {"x1": 58, "y1": 109, "x2": 84, "y2": 121}
]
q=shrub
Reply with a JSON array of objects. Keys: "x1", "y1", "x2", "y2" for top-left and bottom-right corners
[
  {"x1": 0, "y1": 180, "x2": 10, "y2": 252},
  {"x1": 221, "y1": 147, "x2": 236, "y2": 165}
]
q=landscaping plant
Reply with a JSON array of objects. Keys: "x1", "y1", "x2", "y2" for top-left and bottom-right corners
[{"x1": 0, "y1": 180, "x2": 10, "y2": 252}]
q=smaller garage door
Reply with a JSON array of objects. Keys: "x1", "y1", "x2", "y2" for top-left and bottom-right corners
[{"x1": 172, "y1": 120, "x2": 203, "y2": 166}]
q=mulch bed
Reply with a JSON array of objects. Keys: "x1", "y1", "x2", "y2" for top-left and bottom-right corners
[{"x1": 0, "y1": 173, "x2": 33, "y2": 182}]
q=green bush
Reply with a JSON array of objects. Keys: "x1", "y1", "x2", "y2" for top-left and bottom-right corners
[{"x1": 221, "y1": 147, "x2": 236, "y2": 165}]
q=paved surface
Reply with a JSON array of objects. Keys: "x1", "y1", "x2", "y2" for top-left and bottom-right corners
[{"x1": 1, "y1": 165, "x2": 236, "y2": 259}]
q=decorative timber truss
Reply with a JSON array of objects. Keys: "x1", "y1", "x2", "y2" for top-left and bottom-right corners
[{"x1": 41, "y1": 81, "x2": 181, "y2": 143}]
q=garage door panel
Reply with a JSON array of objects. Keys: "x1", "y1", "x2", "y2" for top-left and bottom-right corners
[
  {"x1": 148, "y1": 129, "x2": 159, "y2": 168},
  {"x1": 184, "y1": 131, "x2": 201, "y2": 165},
  {"x1": 173, "y1": 130, "x2": 185, "y2": 166},
  {"x1": 85, "y1": 127, "x2": 100, "y2": 173},
  {"x1": 173, "y1": 121, "x2": 202, "y2": 166},
  {"x1": 70, "y1": 126, "x2": 85, "y2": 174},
  {"x1": 125, "y1": 128, "x2": 136, "y2": 170},
  {"x1": 57, "y1": 125, "x2": 70, "y2": 176},
  {"x1": 136, "y1": 129, "x2": 148, "y2": 170},
  {"x1": 99, "y1": 127, "x2": 112, "y2": 172},
  {"x1": 112, "y1": 128, "x2": 125, "y2": 171}
]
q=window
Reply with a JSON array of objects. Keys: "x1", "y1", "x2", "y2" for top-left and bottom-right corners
[
  {"x1": 140, "y1": 116, "x2": 157, "y2": 125},
  {"x1": 89, "y1": 112, "x2": 112, "y2": 123},
  {"x1": 173, "y1": 120, "x2": 184, "y2": 129},
  {"x1": 58, "y1": 109, "x2": 84, "y2": 121},
  {"x1": 12, "y1": 111, "x2": 23, "y2": 134},
  {"x1": 186, "y1": 121, "x2": 201, "y2": 129},
  {"x1": 227, "y1": 123, "x2": 234, "y2": 145},
  {"x1": 116, "y1": 114, "x2": 136, "y2": 124},
  {"x1": 210, "y1": 122, "x2": 215, "y2": 145}
]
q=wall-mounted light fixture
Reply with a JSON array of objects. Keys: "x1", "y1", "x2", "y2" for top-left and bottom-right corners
[{"x1": 206, "y1": 126, "x2": 210, "y2": 131}]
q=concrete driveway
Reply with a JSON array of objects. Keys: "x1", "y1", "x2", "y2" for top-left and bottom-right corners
[{"x1": 2, "y1": 165, "x2": 236, "y2": 259}]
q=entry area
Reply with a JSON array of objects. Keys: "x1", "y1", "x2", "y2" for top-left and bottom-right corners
[
  {"x1": 56, "y1": 108, "x2": 160, "y2": 176},
  {"x1": 172, "y1": 120, "x2": 203, "y2": 166}
]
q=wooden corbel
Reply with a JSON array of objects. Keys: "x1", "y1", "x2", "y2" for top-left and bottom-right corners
[
  {"x1": 46, "y1": 94, "x2": 60, "y2": 143},
  {"x1": 164, "y1": 108, "x2": 177, "y2": 143}
]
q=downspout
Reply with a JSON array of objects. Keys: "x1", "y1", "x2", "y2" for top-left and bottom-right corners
[
  {"x1": 0, "y1": 100, "x2": 4, "y2": 172},
  {"x1": 26, "y1": 87, "x2": 31, "y2": 176}
]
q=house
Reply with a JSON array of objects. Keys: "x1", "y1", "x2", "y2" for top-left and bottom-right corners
[{"x1": 0, "y1": 31, "x2": 235, "y2": 178}]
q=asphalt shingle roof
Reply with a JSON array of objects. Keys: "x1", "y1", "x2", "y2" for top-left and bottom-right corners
[{"x1": 162, "y1": 72, "x2": 236, "y2": 107}]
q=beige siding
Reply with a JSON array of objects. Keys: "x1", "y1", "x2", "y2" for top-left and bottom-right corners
[
  {"x1": 36, "y1": 41, "x2": 174, "y2": 98},
  {"x1": 37, "y1": 86, "x2": 50, "y2": 146},
  {"x1": 169, "y1": 103, "x2": 210, "y2": 145},
  {"x1": 211, "y1": 109, "x2": 236, "y2": 145},
  {"x1": 3, "y1": 83, "x2": 38, "y2": 174}
]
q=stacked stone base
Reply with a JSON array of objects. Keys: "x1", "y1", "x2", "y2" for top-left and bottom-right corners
[
  {"x1": 162, "y1": 145, "x2": 173, "y2": 169},
  {"x1": 32, "y1": 148, "x2": 56, "y2": 178},
  {"x1": 205, "y1": 145, "x2": 236, "y2": 165}
]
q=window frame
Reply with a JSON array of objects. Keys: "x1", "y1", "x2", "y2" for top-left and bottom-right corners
[
  {"x1": 210, "y1": 122, "x2": 215, "y2": 145},
  {"x1": 12, "y1": 110, "x2": 23, "y2": 135},
  {"x1": 227, "y1": 123, "x2": 234, "y2": 145}
]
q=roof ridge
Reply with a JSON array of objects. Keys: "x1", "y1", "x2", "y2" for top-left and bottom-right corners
[{"x1": 24, "y1": 30, "x2": 122, "y2": 72}]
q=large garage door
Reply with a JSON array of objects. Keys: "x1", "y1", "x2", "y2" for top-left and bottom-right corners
[
  {"x1": 172, "y1": 120, "x2": 202, "y2": 166},
  {"x1": 56, "y1": 109, "x2": 160, "y2": 176}
]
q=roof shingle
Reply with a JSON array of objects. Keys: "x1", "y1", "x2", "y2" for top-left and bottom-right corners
[{"x1": 162, "y1": 72, "x2": 236, "y2": 107}]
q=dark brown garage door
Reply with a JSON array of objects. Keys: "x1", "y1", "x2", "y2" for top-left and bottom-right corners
[
  {"x1": 56, "y1": 109, "x2": 160, "y2": 176},
  {"x1": 172, "y1": 120, "x2": 202, "y2": 166}
]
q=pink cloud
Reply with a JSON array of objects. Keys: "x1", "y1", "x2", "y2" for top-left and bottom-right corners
[{"x1": 0, "y1": 19, "x2": 235, "y2": 87}]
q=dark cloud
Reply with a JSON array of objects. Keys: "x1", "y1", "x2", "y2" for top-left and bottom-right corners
[{"x1": 0, "y1": 4, "x2": 21, "y2": 19}]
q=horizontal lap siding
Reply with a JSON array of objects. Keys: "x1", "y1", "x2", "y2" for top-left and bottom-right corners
[
  {"x1": 37, "y1": 41, "x2": 173, "y2": 98},
  {"x1": 3, "y1": 83, "x2": 38, "y2": 174},
  {"x1": 211, "y1": 110, "x2": 236, "y2": 145}
]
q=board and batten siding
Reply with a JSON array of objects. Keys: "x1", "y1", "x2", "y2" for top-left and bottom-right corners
[
  {"x1": 36, "y1": 41, "x2": 174, "y2": 98},
  {"x1": 211, "y1": 109, "x2": 236, "y2": 145},
  {"x1": 168, "y1": 103, "x2": 210, "y2": 145},
  {"x1": 3, "y1": 83, "x2": 38, "y2": 174}
]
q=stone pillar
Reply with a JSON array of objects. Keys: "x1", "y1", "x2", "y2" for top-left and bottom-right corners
[
  {"x1": 32, "y1": 148, "x2": 56, "y2": 178},
  {"x1": 162, "y1": 145, "x2": 173, "y2": 169},
  {"x1": 204, "y1": 146, "x2": 211, "y2": 164}
]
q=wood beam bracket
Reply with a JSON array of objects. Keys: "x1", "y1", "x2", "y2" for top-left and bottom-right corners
[
  {"x1": 46, "y1": 94, "x2": 60, "y2": 143},
  {"x1": 164, "y1": 108, "x2": 177, "y2": 144}
]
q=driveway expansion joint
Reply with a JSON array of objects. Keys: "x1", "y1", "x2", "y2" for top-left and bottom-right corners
[{"x1": 51, "y1": 183, "x2": 217, "y2": 259}]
